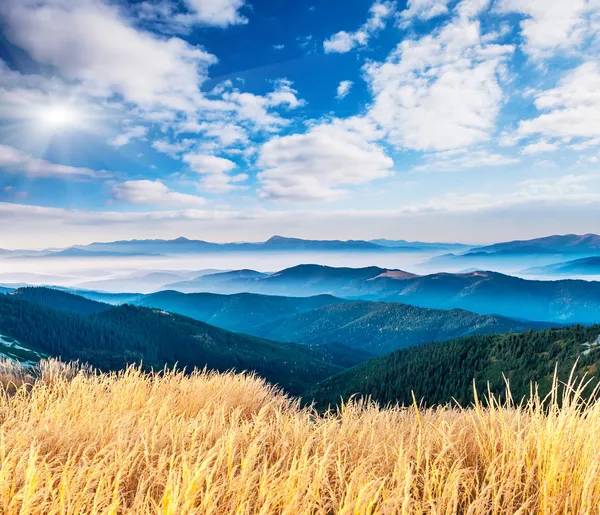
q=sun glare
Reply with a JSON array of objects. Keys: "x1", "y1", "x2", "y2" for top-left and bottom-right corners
[{"x1": 39, "y1": 105, "x2": 80, "y2": 129}]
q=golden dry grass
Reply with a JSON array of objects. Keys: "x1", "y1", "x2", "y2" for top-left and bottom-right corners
[{"x1": 0, "y1": 359, "x2": 599, "y2": 514}]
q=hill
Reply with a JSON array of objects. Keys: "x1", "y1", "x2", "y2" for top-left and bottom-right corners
[
  {"x1": 525, "y1": 256, "x2": 600, "y2": 276},
  {"x1": 165, "y1": 265, "x2": 600, "y2": 324},
  {"x1": 129, "y1": 290, "x2": 547, "y2": 355},
  {"x1": 370, "y1": 238, "x2": 470, "y2": 251},
  {"x1": 133, "y1": 290, "x2": 350, "y2": 334},
  {"x1": 55, "y1": 235, "x2": 422, "y2": 256},
  {"x1": 168, "y1": 264, "x2": 418, "y2": 296},
  {"x1": 0, "y1": 293, "x2": 349, "y2": 394},
  {"x1": 474, "y1": 233, "x2": 600, "y2": 255},
  {"x1": 306, "y1": 325, "x2": 600, "y2": 408},
  {"x1": 9, "y1": 287, "x2": 112, "y2": 315},
  {"x1": 254, "y1": 301, "x2": 550, "y2": 355}
]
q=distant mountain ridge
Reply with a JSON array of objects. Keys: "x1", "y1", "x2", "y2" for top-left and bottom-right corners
[
  {"x1": 524, "y1": 257, "x2": 600, "y2": 276},
  {"x1": 474, "y1": 234, "x2": 600, "y2": 255},
  {"x1": 163, "y1": 264, "x2": 600, "y2": 324},
  {"x1": 0, "y1": 235, "x2": 472, "y2": 257}
]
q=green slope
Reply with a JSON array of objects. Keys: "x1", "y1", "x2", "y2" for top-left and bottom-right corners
[
  {"x1": 306, "y1": 325, "x2": 600, "y2": 408},
  {"x1": 254, "y1": 301, "x2": 549, "y2": 355},
  {"x1": 9, "y1": 287, "x2": 112, "y2": 315},
  {"x1": 0, "y1": 294, "x2": 345, "y2": 394},
  {"x1": 132, "y1": 291, "x2": 551, "y2": 356},
  {"x1": 133, "y1": 290, "x2": 350, "y2": 333}
]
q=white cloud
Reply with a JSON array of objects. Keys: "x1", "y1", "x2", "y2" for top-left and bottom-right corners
[
  {"x1": 257, "y1": 118, "x2": 393, "y2": 202},
  {"x1": 183, "y1": 154, "x2": 237, "y2": 174},
  {"x1": 134, "y1": 0, "x2": 248, "y2": 30},
  {"x1": 398, "y1": 0, "x2": 452, "y2": 25},
  {"x1": 521, "y1": 140, "x2": 559, "y2": 155},
  {"x1": 196, "y1": 172, "x2": 249, "y2": 194},
  {"x1": 496, "y1": 0, "x2": 600, "y2": 60},
  {"x1": 108, "y1": 125, "x2": 148, "y2": 147},
  {"x1": 182, "y1": 153, "x2": 247, "y2": 193},
  {"x1": 415, "y1": 149, "x2": 519, "y2": 171},
  {"x1": 273, "y1": 44, "x2": 285, "y2": 50},
  {"x1": 324, "y1": 1, "x2": 395, "y2": 54},
  {"x1": 365, "y1": 11, "x2": 514, "y2": 151},
  {"x1": 185, "y1": 122, "x2": 249, "y2": 146},
  {"x1": 336, "y1": 80, "x2": 354, "y2": 99},
  {"x1": 0, "y1": 0, "x2": 217, "y2": 113},
  {"x1": 0, "y1": 144, "x2": 110, "y2": 178},
  {"x1": 151, "y1": 139, "x2": 195, "y2": 157},
  {"x1": 182, "y1": 0, "x2": 247, "y2": 27},
  {"x1": 111, "y1": 179, "x2": 206, "y2": 207},
  {"x1": 217, "y1": 80, "x2": 305, "y2": 132},
  {"x1": 512, "y1": 61, "x2": 600, "y2": 146}
]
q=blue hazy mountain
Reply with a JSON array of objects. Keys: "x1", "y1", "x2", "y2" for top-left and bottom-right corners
[
  {"x1": 164, "y1": 265, "x2": 600, "y2": 324},
  {"x1": 474, "y1": 234, "x2": 600, "y2": 255},
  {"x1": 14, "y1": 235, "x2": 468, "y2": 257},
  {"x1": 524, "y1": 257, "x2": 600, "y2": 276},
  {"x1": 424, "y1": 234, "x2": 600, "y2": 271},
  {"x1": 78, "y1": 289, "x2": 550, "y2": 356},
  {"x1": 370, "y1": 239, "x2": 471, "y2": 251}
]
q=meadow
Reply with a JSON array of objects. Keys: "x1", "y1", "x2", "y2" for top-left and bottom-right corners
[{"x1": 0, "y1": 360, "x2": 599, "y2": 514}]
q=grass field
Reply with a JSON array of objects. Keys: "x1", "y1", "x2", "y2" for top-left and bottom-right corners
[{"x1": 0, "y1": 360, "x2": 599, "y2": 514}]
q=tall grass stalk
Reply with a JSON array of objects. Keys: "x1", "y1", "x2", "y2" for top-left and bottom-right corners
[{"x1": 0, "y1": 359, "x2": 599, "y2": 514}]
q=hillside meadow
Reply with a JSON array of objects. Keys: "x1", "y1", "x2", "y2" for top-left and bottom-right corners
[{"x1": 0, "y1": 360, "x2": 599, "y2": 514}]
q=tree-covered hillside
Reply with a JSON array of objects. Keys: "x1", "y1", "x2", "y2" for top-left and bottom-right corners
[
  {"x1": 255, "y1": 301, "x2": 550, "y2": 355},
  {"x1": 0, "y1": 293, "x2": 348, "y2": 394},
  {"x1": 134, "y1": 290, "x2": 350, "y2": 334},
  {"x1": 306, "y1": 325, "x2": 600, "y2": 408},
  {"x1": 10, "y1": 287, "x2": 112, "y2": 315}
]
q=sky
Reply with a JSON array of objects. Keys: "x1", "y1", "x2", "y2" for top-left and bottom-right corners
[{"x1": 0, "y1": 0, "x2": 599, "y2": 248}]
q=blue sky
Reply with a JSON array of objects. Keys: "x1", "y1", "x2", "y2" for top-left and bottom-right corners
[{"x1": 0, "y1": 0, "x2": 599, "y2": 248}]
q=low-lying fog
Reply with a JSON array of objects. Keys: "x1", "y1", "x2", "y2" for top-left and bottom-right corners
[
  {"x1": 0, "y1": 251, "x2": 436, "y2": 293},
  {"x1": 1, "y1": 252, "x2": 598, "y2": 293}
]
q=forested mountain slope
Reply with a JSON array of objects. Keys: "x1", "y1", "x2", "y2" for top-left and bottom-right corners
[
  {"x1": 0, "y1": 293, "x2": 348, "y2": 394},
  {"x1": 306, "y1": 325, "x2": 600, "y2": 408}
]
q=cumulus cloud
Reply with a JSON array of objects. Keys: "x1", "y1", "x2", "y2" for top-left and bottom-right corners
[
  {"x1": 398, "y1": 0, "x2": 452, "y2": 25},
  {"x1": 336, "y1": 80, "x2": 354, "y2": 99},
  {"x1": 0, "y1": 0, "x2": 217, "y2": 113},
  {"x1": 414, "y1": 149, "x2": 519, "y2": 171},
  {"x1": 257, "y1": 118, "x2": 393, "y2": 202},
  {"x1": 511, "y1": 62, "x2": 600, "y2": 147},
  {"x1": 0, "y1": 144, "x2": 111, "y2": 179},
  {"x1": 134, "y1": 0, "x2": 248, "y2": 30},
  {"x1": 324, "y1": 1, "x2": 395, "y2": 54},
  {"x1": 182, "y1": 0, "x2": 248, "y2": 27},
  {"x1": 521, "y1": 140, "x2": 560, "y2": 155},
  {"x1": 364, "y1": 5, "x2": 514, "y2": 151},
  {"x1": 183, "y1": 154, "x2": 238, "y2": 175},
  {"x1": 108, "y1": 126, "x2": 148, "y2": 147},
  {"x1": 496, "y1": 0, "x2": 600, "y2": 60},
  {"x1": 111, "y1": 179, "x2": 206, "y2": 207},
  {"x1": 182, "y1": 153, "x2": 247, "y2": 193}
]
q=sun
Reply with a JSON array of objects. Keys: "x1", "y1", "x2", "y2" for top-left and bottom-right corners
[{"x1": 39, "y1": 104, "x2": 80, "y2": 129}]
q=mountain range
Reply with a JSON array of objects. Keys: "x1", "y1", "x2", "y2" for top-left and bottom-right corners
[
  {"x1": 2, "y1": 236, "x2": 451, "y2": 258},
  {"x1": 524, "y1": 257, "x2": 600, "y2": 276},
  {"x1": 3, "y1": 233, "x2": 599, "y2": 261},
  {"x1": 158, "y1": 265, "x2": 600, "y2": 324},
  {"x1": 0, "y1": 288, "x2": 368, "y2": 394},
  {"x1": 130, "y1": 290, "x2": 549, "y2": 355},
  {"x1": 5, "y1": 286, "x2": 600, "y2": 410},
  {"x1": 427, "y1": 234, "x2": 600, "y2": 271}
]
